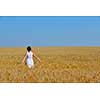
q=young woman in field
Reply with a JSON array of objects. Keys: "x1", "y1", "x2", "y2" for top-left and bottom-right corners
[{"x1": 22, "y1": 46, "x2": 41, "y2": 68}]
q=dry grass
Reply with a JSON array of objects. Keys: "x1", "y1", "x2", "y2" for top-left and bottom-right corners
[{"x1": 0, "y1": 47, "x2": 100, "y2": 83}]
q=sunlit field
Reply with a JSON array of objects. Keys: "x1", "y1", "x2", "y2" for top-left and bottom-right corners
[{"x1": 0, "y1": 47, "x2": 100, "y2": 83}]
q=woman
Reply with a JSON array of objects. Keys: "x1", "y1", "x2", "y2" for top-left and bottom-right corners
[{"x1": 22, "y1": 46, "x2": 41, "y2": 68}]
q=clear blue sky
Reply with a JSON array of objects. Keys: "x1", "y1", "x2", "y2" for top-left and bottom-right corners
[{"x1": 0, "y1": 16, "x2": 100, "y2": 47}]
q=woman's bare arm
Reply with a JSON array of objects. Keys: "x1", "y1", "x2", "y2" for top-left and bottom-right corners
[
  {"x1": 33, "y1": 52, "x2": 41, "y2": 63},
  {"x1": 22, "y1": 53, "x2": 27, "y2": 64}
]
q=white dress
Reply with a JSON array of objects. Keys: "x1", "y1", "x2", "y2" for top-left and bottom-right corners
[{"x1": 26, "y1": 51, "x2": 34, "y2": 68}]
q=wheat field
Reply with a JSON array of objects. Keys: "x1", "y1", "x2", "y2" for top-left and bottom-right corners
[{"x1": 0, "y1": 47, "x2": 100, "y2": 83}]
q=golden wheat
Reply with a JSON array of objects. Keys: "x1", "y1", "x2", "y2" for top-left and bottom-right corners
[{"x1": 0, "y1": 47, "x2": 100, "y2": 83}]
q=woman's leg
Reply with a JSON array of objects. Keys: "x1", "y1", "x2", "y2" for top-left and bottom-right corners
[{"x1": 28, "y1": 65, "x2": 32, "y2": 68}]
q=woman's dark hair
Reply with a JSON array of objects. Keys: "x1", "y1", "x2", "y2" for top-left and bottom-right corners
[{"x1": 27, "y1": 46, "x2": 31, "y2": 52}]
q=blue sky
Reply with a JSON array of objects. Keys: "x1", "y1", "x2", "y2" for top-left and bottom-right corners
[{"x1": 0, "y1": 16, "x2": 100, "y2": 47}]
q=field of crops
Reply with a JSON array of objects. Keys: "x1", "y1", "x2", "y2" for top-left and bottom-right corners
[{"x1": 0, "y1": 47, "x2": 100, "y2": 83}]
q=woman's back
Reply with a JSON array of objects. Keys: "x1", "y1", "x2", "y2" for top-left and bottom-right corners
[{"x1": 27, "y1": 51, "x2": 33, "y2": 59}]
